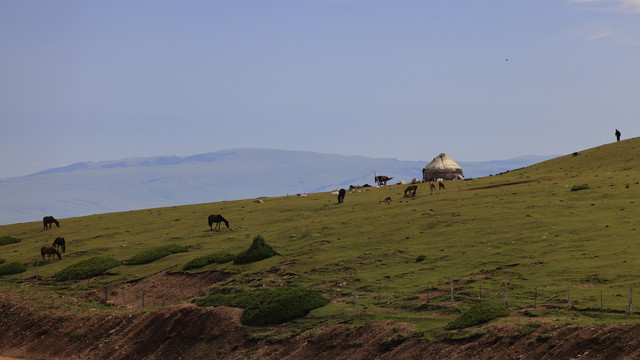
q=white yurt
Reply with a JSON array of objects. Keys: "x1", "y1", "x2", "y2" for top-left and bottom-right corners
[{"x1": 422, "y1": 153, "x2": 464, "y2": 181}]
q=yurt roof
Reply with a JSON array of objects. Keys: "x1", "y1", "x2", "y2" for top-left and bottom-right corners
[{"x1": 423, "y1": 153, "x2": 462, "y2": 170}]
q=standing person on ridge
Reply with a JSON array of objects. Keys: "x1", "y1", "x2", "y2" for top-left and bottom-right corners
[{"x1": 615, "y1": 129, "x2": 621, "y2": 142}]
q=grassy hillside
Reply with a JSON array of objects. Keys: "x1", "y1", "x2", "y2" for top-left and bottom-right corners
[{"x1": 1, "y1": 138, "x2": 640, "y2": 334}]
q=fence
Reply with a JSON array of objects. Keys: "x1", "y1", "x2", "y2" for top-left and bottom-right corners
[{"x1": 19, "y1": 265, "x2": 640, "y2": 315}]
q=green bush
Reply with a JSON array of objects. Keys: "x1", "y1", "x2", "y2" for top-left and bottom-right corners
[
  {"x1": 234, "y1": 235, "x2": 277, "y2": 264},
  {"x1": 195, "y1": 287, "x2": 329, "y2": 326},
  {"x1": 54, "y1": 257, "x2": 121, "y2": 281},
  {"x1": 183, "y1": 252, "x2": 235, "y2": 270},
  {"x1": 0, "y1": 262, "x2": 27, "y2": 276},
  {"x1": 415, "y1": 255, "x2": 427, "y2": 262},
  {"x1": 445, "y1": 302, "x2": 508, "y2": 330},
  {"x1": 0, "y1": 236, "x2": 20, "y2": 246},
  {"x1": 571, "y1": 184, "x2": 590, "y2": 192},
  {"x1": 126, "y1": 244, "x2": 188, "y2": 265}
]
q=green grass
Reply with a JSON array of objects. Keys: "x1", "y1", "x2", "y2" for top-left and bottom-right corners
[
  {"x1": 0, "y1": 262, "x2": 27, "y2": 276},
  {"x1": 0, "y1": 236, "x2": 20, "y2": 246},
  {"x1": 3, "y1": 138, "x2": 640, "y2": 331},
  {"x1": 126, "y1": 244, "x2": 188, "y2": 265},
  {"x1": 195, "y1": 287, "x2": 330, "y2": 326},
  {"x1": 54, "y1": 257, "x2": 121, "y2": 281}
]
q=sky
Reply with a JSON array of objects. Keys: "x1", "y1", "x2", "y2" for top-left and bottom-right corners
[{"x1": 1, "y1": 0, "x2": 639, "y2": 179}]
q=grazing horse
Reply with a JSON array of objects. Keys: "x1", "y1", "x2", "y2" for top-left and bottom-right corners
[
  {"x1": 438, "y1": 180, "x2": 446, "y2": 193},
  {"x1": 429, "y1": 181, "x2": 437, "y2": 195},
  {"x1": 43, "y1": 216, "x2": 59, "y2": 230},
  {"x1": 338, "y1": 188, "x2": 346, "y2": 203},
  {"x1": 208, "y1": 215, "x2": 229, "y2": 230},
  {"x1": 52, "y1": 237, "x2": 66, "y2": 253},
  {"x1": 41, "y1": 246, "x2": 61, "y2": 261},
  {"x1": 375, "y1": 175, "x2": 393, "y2": 186},
  {"x1": 404, "y1": 185, "x2": 418, "y2": 197},
  {"x1": 379, "y1": 196, "x2": 392, "y2": 204}
]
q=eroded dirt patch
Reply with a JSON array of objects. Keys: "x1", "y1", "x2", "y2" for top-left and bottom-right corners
[{"x1": 85, "y1": 270, "x2": 233, "y2": 308}]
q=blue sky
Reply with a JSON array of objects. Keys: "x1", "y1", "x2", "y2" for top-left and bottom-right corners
[{"x1": 1, "y1": 0, "x2": 639, "y2": 179}]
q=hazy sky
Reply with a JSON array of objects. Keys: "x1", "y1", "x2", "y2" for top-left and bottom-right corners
[{"x1": 1, "y1": 0, "x2": 639, "y2": 179}]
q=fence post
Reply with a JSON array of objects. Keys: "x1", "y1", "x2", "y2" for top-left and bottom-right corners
[
  {"x1": 600, "y1": 290, "x2": 603, "y2": 312},
  {"x1": 630, "y1": 287, "x2": 633, "y2": 316},
  {"x1": 352, "y1": 282, "x2": 357, "y2": 305},
  {"x1": 450, "y1": 278, "x2": 454, "y2": 304},
  {"x1": 568, "y1": 284, "x2": 571, "y2": 311},
  {"x1": 504, "y1": 282, "x2": 508, "y2": 309}
]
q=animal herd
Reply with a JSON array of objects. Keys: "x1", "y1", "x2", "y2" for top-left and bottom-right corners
[{"x1": 33, "y1": 175, "x2": 448, "y2": 263}]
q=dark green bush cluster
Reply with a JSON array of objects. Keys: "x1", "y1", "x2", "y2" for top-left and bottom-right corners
[
  {"x1": 183, "y1": 252, "x2": 235, "y2": 270},
  {"x1": 195, "y1": 287, "x2": 329, "y2": 326},
  {"x1": 0, "y1": 236, "x2": 20, "y2": 246},
  {"x1": 0, "y1": 262, "x2": 27, "y2": 276},
  {"x1": 234, "y1": 235, "x2": 277, "y2": 264},
  {"x1": 571, "y1": 184, "x2": 590, "y2": 192},
  {"x1": 54, "y1": 257, "x2": 120, "y2": 281},
  {"x1": 445, "y1": 302, "x2": 508, "y2": 330},
  {"x1": 126, "y1": 244, "x2": 187, "y2": 265}
]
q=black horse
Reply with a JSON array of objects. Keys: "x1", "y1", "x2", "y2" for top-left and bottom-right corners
[
  {"x1": 43, "y1": 216, "x2": 59, "y2": 230},
  {"x1": 337, "y1": 188, "x2": 346, "y2": 203},
  {"x1": 52, "y1": 237, "x2": 66, "y2": 253},
  {"x1": 208, "y1": 215, "x2": 229, "y2": 230}
]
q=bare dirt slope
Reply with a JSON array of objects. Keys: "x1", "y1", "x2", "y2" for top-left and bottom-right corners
[{"x1": 2, "y1": 271, "x2": 640, "y2": 359}]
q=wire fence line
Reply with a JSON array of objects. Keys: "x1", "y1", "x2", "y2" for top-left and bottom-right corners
[
  {"x1": 18, "y1": 269, "x2": 640, "y2": 314},
  {"x1": 323, "y1": 278, "x2": 639, "y2": 316}
]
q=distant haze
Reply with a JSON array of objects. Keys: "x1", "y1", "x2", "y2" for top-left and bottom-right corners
[{"x1": 0, "y1": 148, "x2": 554, "y2": 226}]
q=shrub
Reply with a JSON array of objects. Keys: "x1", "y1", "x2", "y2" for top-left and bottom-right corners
[
  {"x1": 195, "y1": 287, "x2": 329, "y2": 326},
  {"x1": 54, "y1": 257, "x2": 120, "y2": 281},
  {"x1": 415, "y1": 255, "x2": 427, "y2": 262},
  {"x1": 0, "y1": 262, "x2": 27, "y2": 276},
  {"x1": 445, "y1": 302, "x2": 508, "y2": 330},
  {"x1": 234, "y1": 235, "x2": 277, "y2": 264},
  {"x1": 571, "y1": 184, "x2": 590, "y2": 192},
  {"x1": 183, "y1": 252, "x2": 235, "y2": 270},
  {"x1": 126, "y1": 244, "x2": 187, "y2": 265},
  {"x1": 0, "y1": 236, "x2": 20, "y2": 246}
]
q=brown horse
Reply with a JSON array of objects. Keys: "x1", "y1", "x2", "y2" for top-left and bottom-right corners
[
  {"x1": 404, "y1": 185, "x2": 418, "y2": 197},
  {"x1": 41, "y1": 246, "x2": 61, "y2": 261},
  {"x1": 43, "y1": 216, "x2": 59, "y2": 230},
  {"x1": 208, "y1": 214, "x2": 229, "y2": 230},
  {"x1": 379, "y1": 196, "x2": 392, "y2": 204},
  {"x1": 438, "y1": 180, "x2": 446, "y2": 193},
  {"x1": 429, "y1": 181, "x2": 437, "y2": 195},
  {"x1": 375, "y1": 175, "x2": 393, "y2": 186}
]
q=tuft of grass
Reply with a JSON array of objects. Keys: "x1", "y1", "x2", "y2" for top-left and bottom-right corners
[
  {"x1": 571, "y1": 184, "x2": 590, "y2": 191},
  {"x1": 415, "y1": 255, "x2": 427, "y2": 262},
  {"x1": 54, "y1": 257, "x2": 120, "y2": 281},
  {"x1": 126, "y1": 244, "x2": 187, "y2": 265},
  {"x1": 0, "y1": 236, "x2": 20, "y2": 246},
  {"x1": 445, "y1": 302, "x2": 508, "y2": 330},
  {"x1": 0, "y1": 262, "x2": 27, "y2": 276},
  {"x1": 233, "y1": 235, "x2": 277, "y2": 265},
  {"x1": 183, "y1": 252, "x2": 235, "y2": 270},
  {"x1": 195, "y1": 287, "x2": 329, "y2": 326}
]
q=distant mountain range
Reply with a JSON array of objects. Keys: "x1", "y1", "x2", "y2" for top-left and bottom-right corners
[{"x1": 0, "y1": 148, "x2": 555, "y2": 225}]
